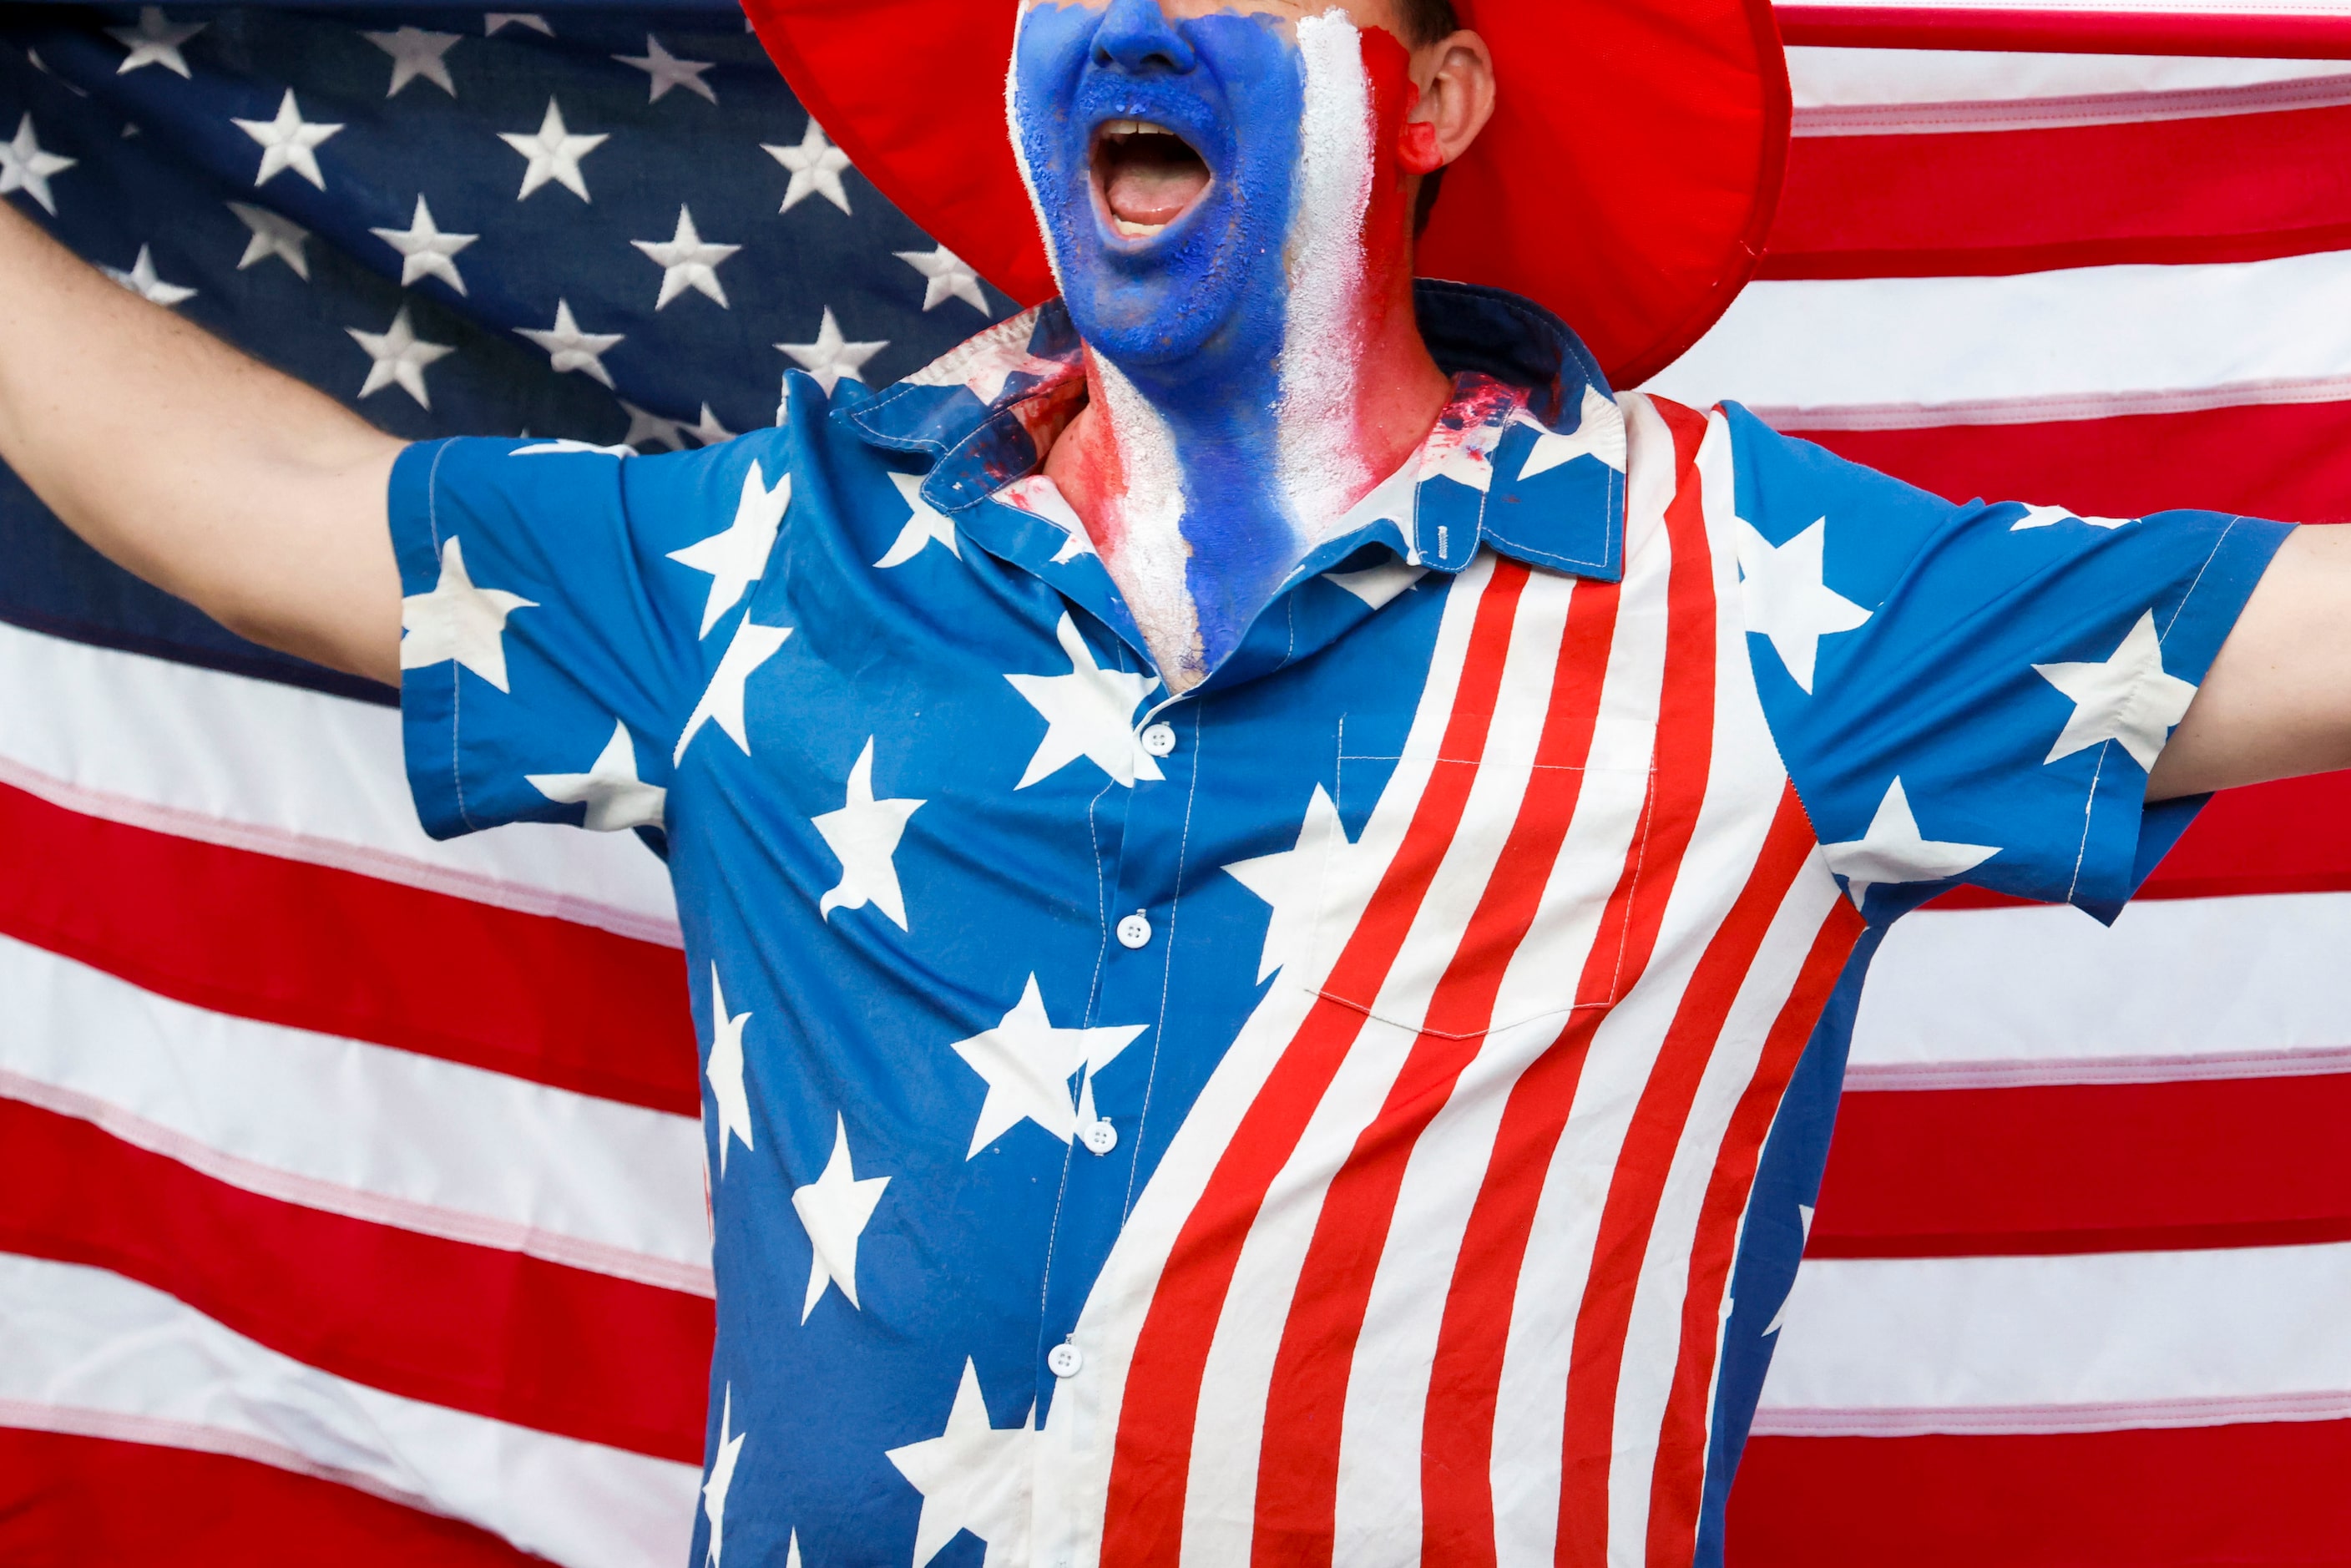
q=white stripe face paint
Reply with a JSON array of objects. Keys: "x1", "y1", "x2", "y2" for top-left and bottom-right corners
[{"x1": 0, "y1": 1254, "x2": 700, "y2": 1568}]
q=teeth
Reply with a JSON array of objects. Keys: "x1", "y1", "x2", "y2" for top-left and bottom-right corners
[
  {"x1": 1100, "y1": 119, "x2": 1176, "y2": 139},
  {"x1": 1112, "y1": 217, "x2": 1168, "y2": 239}
]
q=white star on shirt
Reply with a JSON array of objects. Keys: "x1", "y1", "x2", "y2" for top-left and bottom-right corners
[
  {"x1": 668, "y1": 460, "x2": 789, "y2": 636},
  {"x1": 1323, "y1": 559, "x2": 1426, "y2": 610},
  {"x1": 1, "y1": 115, "x2": 77, "y2": 215},
  {"x1": 776, "y1": 307, "x2": 887, "y2": 397},
  {"x1": 2010, "y1": 503, "x2": 2136, "y2": 532},
  {"x1": 232, "y1": 89, "x2": 341, "y2": 190},
  {"x1": 791, "y1": 1111, "x2": 890, "y2": 1321},
  {"x1": 894, "y1": 244, "x2": 988, "y2": 314},
  {"x1": 874, "y1": 471, "x2": 958, "y2": 568},
  {"x1": 616, "y1": 35, "x2": 717, "y2": 104},
  {"x1": 399, "y1": 536, "x2": 534, "y2": 690},
  {"x1": 363, "y1": 27, "x2": 460, "y2": 96},
  {"x1": 484, "y1": 12, "x2": 552, "y2": 35},
  {"x1": 518, "y1": 298, "x2": 623, "y2": 387},
  {"x1": 512, "y1": 436, "x2": 634, "y2": 458},
  {"x1": 525, "y1": 718, "x2": 665, "y2": 831},
  {"x1": 500, "y1": 99, "x2": 606, "y2": 201},
  {"x1": 371, "y1": 194, "x2": 478, "y2": 294},
  {"x1": 349, "y1": 304, "x2": 456, "y2": 408},
  {"x1": 1732, "y1": 516, "x2": 1872, "y2": 694},
  {"x1": 634, "y1": 205, "x2": 739, "y2": 310},
  {"x1": 764, "y1": 119, "x2": 852, "y2": 214},
  {"x1": 705, "y1": 964, "x2": 754, "y2": 1176},
  {"x1": 108, "y1": 8, "x2": 205, "y2": 76},
  {"x1": 1006, "y1": 613, "x2": 1163, "y2": 789},
  {"x1": 1762, "y1": 1205, "x2": 1814, "y2": 1336},
  {"x1": 101, "y1": 245, "x2": 195, "y2": 306},
  {"x1": 1417, "y1": 418, "x2": 1509, "y2": 494},
  {"x1": 2034, "y1": 609, "x2": 2199, "y2": 772},
  {"x1": 702, "y1": 1385, "x2": 746, "y2": 1566},
  {"x1": 886, "y1": 1361, "x2": 1037, "y2": 1568},
  {"x1": 1223, "y1": 784, "x2": 1352, "y2": 983},
  {"x1": 948, "y1": 974, "x2": 1146, "y2": 1157},
  {"x1": 994, "y1": 474, "x2": 1094, "y2": 564},
  {"x1": 813, "y1": 737, "x2": 925, "y2": 928},
  {"x1": 1513, "y1": 383, "x2": 1627, "y2": 478},
  {"x1": 227, "y1": 201, "x2": 310, "y2": 278},
  {"x1": 675, "y1": 615, "x2": 792, "y2": 763},
  {"x1": 1821, "y1": 777, "x2": 2000, "y2": 911}
]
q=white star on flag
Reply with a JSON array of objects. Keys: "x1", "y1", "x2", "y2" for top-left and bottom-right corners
[
  {"x1": 1822, "y1": 777, "x2": 2000, "y2": 911},
  {"x1": 875, "y1": 472, "x2": 959, "y2": 568},
  {"x1": 518, "y1": 299, "x2": 623, "y2": 387},
  {"x1": 791, "y1": 1112, "x2": 890, "y2": 1321},
  {"x1": 675, "y1": 615, "x2": 792, "y2": 763},
  {"x1": 484, "y1": 12, "x2": 552, "y2": 35},
  {"x1": 232, "y1": 89, "x2": 341, "y2": 190},
  {"x1": 227, "y1": 201, "x2": 310, "y2": 279},
  {"x1": 894, "y1": 244, "x2": 988, "y2": 314},
  {"x1": 363, "y1": 27, "x2": 460, "y2": 96},
  {"x1": 1732, "y1": 515, "x2": 1873, "y2": 694},
  {"x1": 372, "y1": 194, "x2": 478, "y2": 294},
  {"x1": 764, "y1": 118, "x2": 852, "y2": 213},
  {"x1": 687, "y1": 403, "x2": 736, "y2": 446},
  {"x1": 886, "y1": 1361, "x2": 1038, "y2": 1568},
  {"x1": 813, "y1": 738, "x2": 925, "y2": 928},
  {"x1": 1223, "y1": 784, "x2": 1352, "y2": 983},
  {"x1": 1512, "y1": 383, "x2": 1627, "y2": 478},
  {"x1": 0, "y1": 115, "x2": 73, "y2": 216},
  {"x1": 776, "y1": 307, "x2": 887, "y2": 397},
  {"x1": 623, "y1": 402, "x2": 690, "y2": 452},
  {"x1": 349, "y1": 304, "x2": 456, "y2": 409},
  {"x1": 634, "y1": 205, "x2": 740, "y2": 310},
  {"x1": 668, "y1": 460, "x2": 789, "y2": 635},
  {"x1": 948, "y1": 974, "x2": 1146, "y2": 1157},
  {"x1": 2009, "y1": 503, "x2": 2136, "y2": 532},
  {"x1": 101, "y1": 245, "x2": 195, "y2": 306},
  {"x1": 108, "y1": 8, "x2": 205, "y2": 76},
  {"x1": 702, "y1": 1384, "x2": 746, "y2": 1566},
  {"x1": 399, "y1": 536, "x2": 534, "y2": 690},
  {"x1": 616, "y1": 35, "x2": 718, "y2": 104},
  {"x1": 705, "y1": 964, "x2": 755, "y2": 1176},
  {"x1": 525, "y1": 718, "x2": 665, "y2": 831},
  {"x1": 2034, "y1": 609, "x2": 2199, "y2": 772},
  {"x1": 1006, "y1": 613, "x2": 1163, "y2": 789},
  {"x1": 500, "y1": 98, "x2": 606, "y2": 201}
]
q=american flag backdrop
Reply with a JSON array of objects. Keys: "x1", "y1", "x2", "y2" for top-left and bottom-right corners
[{"x1": 2, "y1": 3, "x2": 2349, "y2": 1565}]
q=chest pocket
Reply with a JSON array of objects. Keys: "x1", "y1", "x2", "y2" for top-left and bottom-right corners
[{"x1": 1312, "y1": 755, "x2": 1659, "y2": 1038}]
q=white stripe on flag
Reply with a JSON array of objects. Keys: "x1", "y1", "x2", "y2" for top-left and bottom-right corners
[
  {"x1": 1786, "y1": 45, "x2": 2351, "y2": 112},
  {"x1": 0, "y1": 932, "x2": 710, "y2": 1292},
  {"x1": 0, "y1": 1253, "x2": 698, "y2": 1568}
]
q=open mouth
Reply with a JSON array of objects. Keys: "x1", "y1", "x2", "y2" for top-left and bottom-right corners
[{"x1": 1091, "y1": 119, "x2": 1212, "y2": 240}]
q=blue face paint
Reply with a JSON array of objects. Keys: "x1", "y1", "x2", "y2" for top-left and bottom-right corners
[{"x1": 1008, "y1": 2, "x2": 1393, "y2": 684}]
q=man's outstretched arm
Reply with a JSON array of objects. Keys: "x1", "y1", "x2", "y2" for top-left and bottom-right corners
[
  {"x1": 2151, "y1": 525, "x2": 2351, "y2": 800},
  {"x1": 0, "y1": 201, "x2": 404, "y2": 685}
]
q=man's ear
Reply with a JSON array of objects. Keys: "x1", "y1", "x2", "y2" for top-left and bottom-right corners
[{"x1": 1404, "y1": 29, "x2": 1496, "y2": 173}]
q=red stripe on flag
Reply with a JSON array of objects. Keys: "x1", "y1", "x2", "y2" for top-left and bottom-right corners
[
  {"x1": 1553, "y1": 792, "x2": 1819, "y2": 1568},
  {"x1": 1419, "y1": 400, "x2": 1721, "y2": 1566},
  {"x1": 0, "y1": 1426, "x2": 546, "y2": 1568},
  {"x1": 1101, "y1": 560, "x2": 1534, "y2": 1568},
  {"x1": 1809, "y1": 1072, "x2": 2351, "y2": 1258},
  {"x1": 0, "y1": 1098, "x2": 712, "y2": 1462},
  {"x1": 0, "y1": 777, "x2": 699, "y2": 1116},
  {"x1": 1249, "y1": 573, "x2": 1624, "y2": 1565},
  {"x1": 1767, "y1": 104, "x2": 2351, "y2": 280},
  {"x1": 1728, "y1": 1422, "x2": 2351, "y2": 1566},
  {"x1": 1642, "y1": 889, "x2": 1864, "y2": 1568}
]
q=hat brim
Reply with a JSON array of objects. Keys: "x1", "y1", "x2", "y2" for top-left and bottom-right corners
[{"x1": 744, "y1": 0, "x2": 1790, "y2": 389}]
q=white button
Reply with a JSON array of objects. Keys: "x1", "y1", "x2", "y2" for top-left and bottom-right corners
[
  {"x1": 1140, "y1": 722, "x2": 1177, "y2": 757},
  {"x1": 1048, "y1": 1342, "x2": 1084, "y2": 1378},
  {"x1": 1082, "y1": 1119, "x2": 1119, "y2": 1156},
  {"x1": 1116, "y1": 911, "x2": 1152, "y2": 949}
]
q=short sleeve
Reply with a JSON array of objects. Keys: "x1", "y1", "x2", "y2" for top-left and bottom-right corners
[
  {"x1": 388, "y1": 429, "x2": 796, "y2": 842},
  {"x1": 1719, "y1": 402, "x2": 2295, "y2": 924}
]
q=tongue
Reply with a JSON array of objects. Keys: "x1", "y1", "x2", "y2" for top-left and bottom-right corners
[{"x1": 1105, "y1": 154, "x2": 1209, "y2": 230}]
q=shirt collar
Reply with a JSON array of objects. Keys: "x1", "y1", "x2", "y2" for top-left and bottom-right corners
[{"x1": 842, "y1": 279, "x2": 1627, "y2": 586}]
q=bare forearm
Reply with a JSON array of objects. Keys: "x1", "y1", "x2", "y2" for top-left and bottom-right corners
[{"x1": 0, "y1": 201, "x2": 403, "y2": 682}]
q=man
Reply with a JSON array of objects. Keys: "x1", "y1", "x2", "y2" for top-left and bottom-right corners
[{"x1": 2, "y1": 1, "x2": 2348, "y2": 1565}]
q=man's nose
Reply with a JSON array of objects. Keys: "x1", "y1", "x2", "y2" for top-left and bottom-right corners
[{"x1": 1092, "y1": 0, "x2": 1197, "y2": 73}]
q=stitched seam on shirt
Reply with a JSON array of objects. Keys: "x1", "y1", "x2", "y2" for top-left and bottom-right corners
[
  {"x1": 2161, "y1": 513, "x2": 2245, "y2": 640},
  {"x1": 422, "y1": 442, "x2": 480, "y2": 834},
  {"x1": 2064, "y1": 743, "x2": 2111, "y2": 908},
  {"x1": 1127, "y1": 695, "x2": 1202, "y2": 1222}
]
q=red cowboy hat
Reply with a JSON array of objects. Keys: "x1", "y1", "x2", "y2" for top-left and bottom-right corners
[{"x1": 742, "y1": 0, "x2": 1790, "y2": 389}]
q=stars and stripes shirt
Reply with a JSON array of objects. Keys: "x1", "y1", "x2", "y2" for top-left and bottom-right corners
[{"x1": 388, "y1": 279, "x2": 2291, "y2": 1568}]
